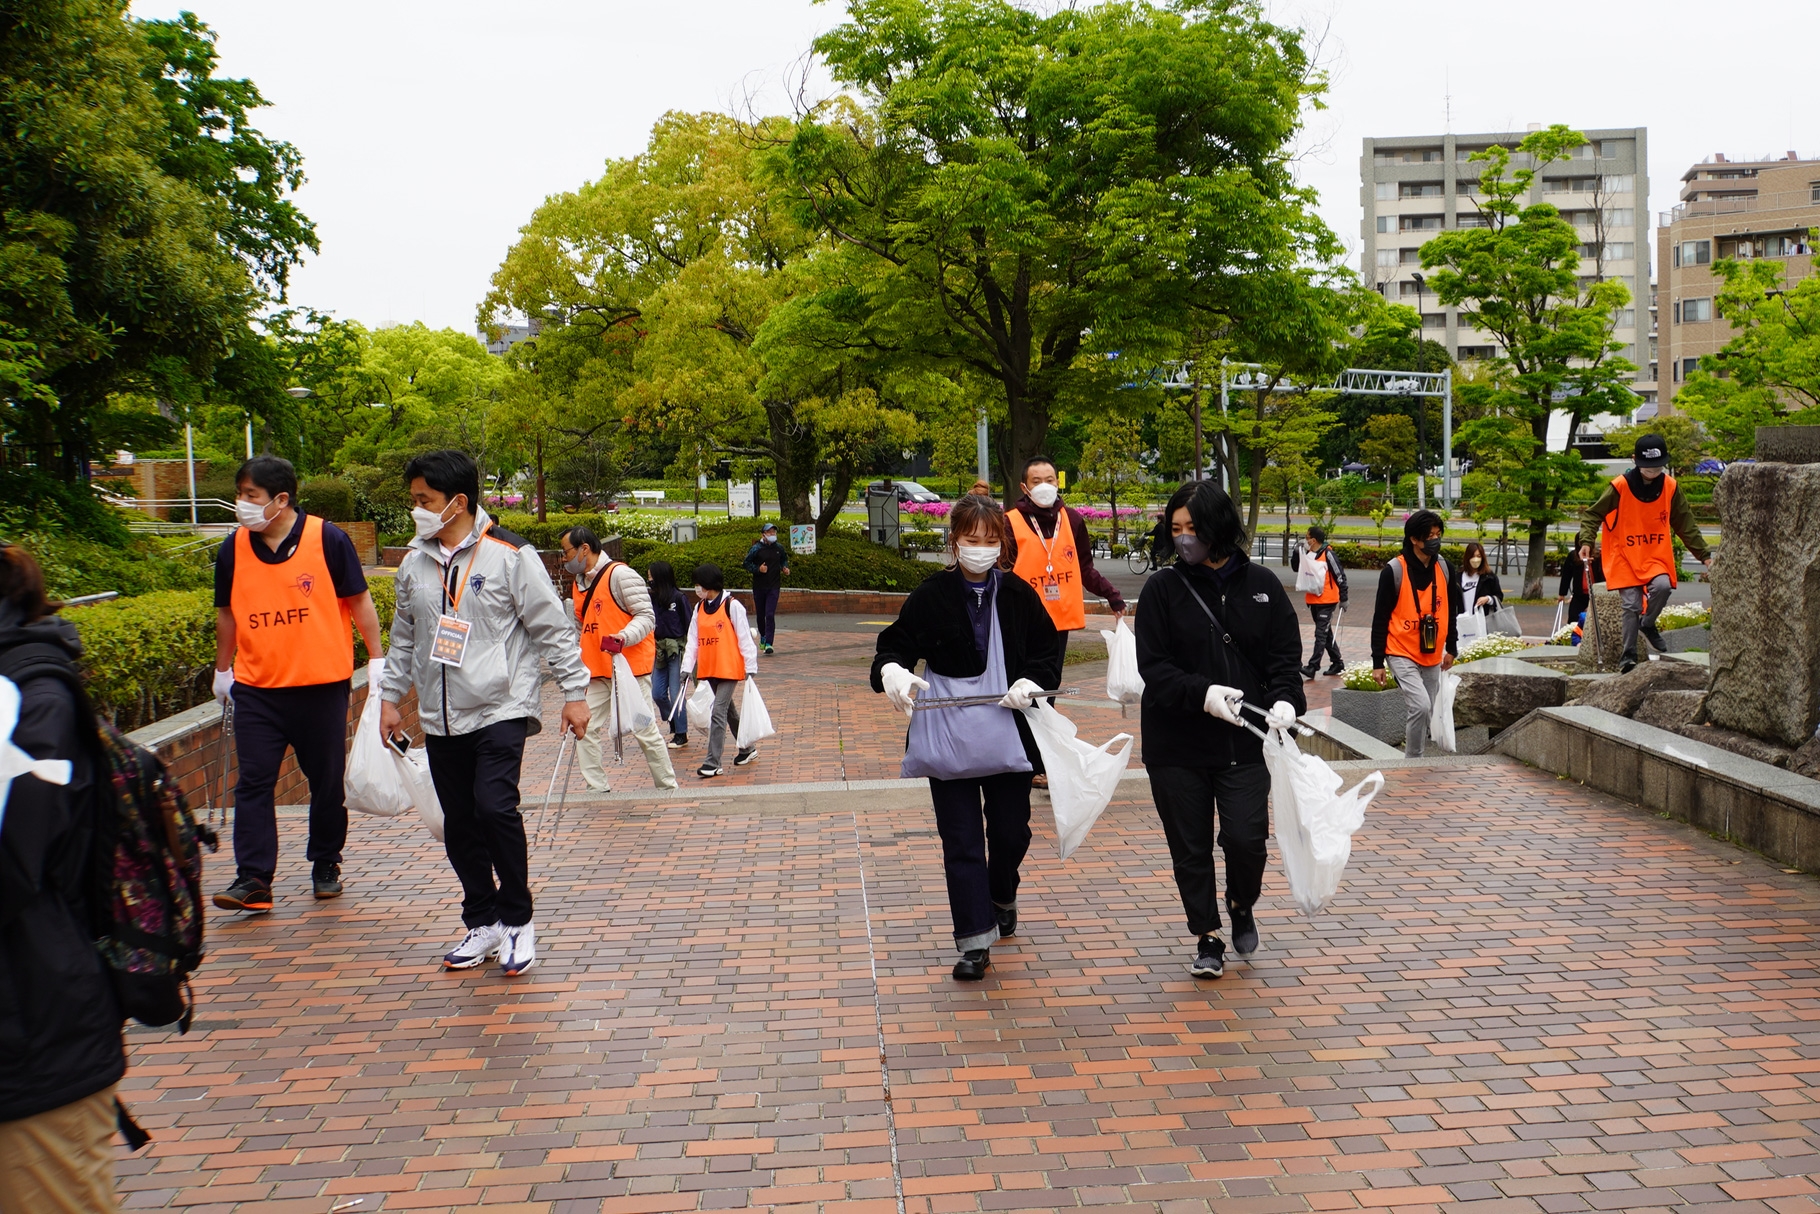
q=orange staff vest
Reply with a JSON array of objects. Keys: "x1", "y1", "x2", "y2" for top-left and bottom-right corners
[
  {"x1": 229, "y1": 514, "x2": 356, "y2": 688},
  {"x1": 574, "y1": 562, "x2": 656, "y2": 678},
  {"x1": 1599, "y1": 474, "x2": 1679, "y2": 590},
  {"x1": 1008, "y1": 507, "x2": 1085, "y2": 631},
  {"x1": 1305, "y1": 547, "x2": 1340, "y2": 605},
  {"x1": 1384, "y1": 555, "x2": 1448, "y2": 667},
  {"x1": 693, "y1": 599, "x2": 747, "y2": 681}
]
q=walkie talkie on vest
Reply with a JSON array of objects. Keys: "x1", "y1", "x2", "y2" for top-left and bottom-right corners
[{"x1": 1418, "y1": 578, "x2": 1439, "y2": 655}]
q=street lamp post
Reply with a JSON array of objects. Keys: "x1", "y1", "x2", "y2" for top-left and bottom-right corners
[{"x1": 1411, "y1": 273, "x2": 1429, "y2": 510}]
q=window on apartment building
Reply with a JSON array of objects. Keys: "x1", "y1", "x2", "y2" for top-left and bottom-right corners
[
  {"x1": 1717, "y1": 237, "x2": 1762, "y2": 259},
  {"x1": 1377, "y1": 216, "x2": 1392, "y2": 233},
  {"x1": 1605, "y1": 208, "x2": 1634, "y2": 227},
  {"x1": 1683, "y1": 357, "x2": 1701, "y2": 379},
  {"x1": 1400, "y1": 215, "x2": 1443, "y2": 231},
  {"x1": 1602, "y1": 175, "x2": 1634, "y2": 194},
  {"x1": 1675, "y1": 297, "x2": 1713, "y2": 323},
  {"x1": 1455, "y1": 212, "x2": 1489, "y2": 229},
  {"x1": 1580, "y1": 242, "x2": 1635, "y2": 260},
  {"x1": 1811, "y1": 181, "x2": 1820, "y2": 203},
  {"x1": 1617, "y1": 308, "x2": 1636, "y2": 328},
  {"x1": 1423, "y1": 313, "x2": 1447, "y2": 329},
  {"x1": 1376, "y1": 150, "x2": 1442, "y2": 165},
  {"x1": 1456, "y1": 345, "x2": 1497, "y2": 360},
  {"x1": 1376, "y1": 248, "x2": 1398, "y2": 267},
  {"x1": 1773, "y1": 233, "x2": 1811, "y2": 256},
  {"x1": 1399, "y1": 182, "x2": 1442, "y2": 199},
  {"x1": 1680, "y1": 240, "x2": 1712, "y2": 267},
  {"x1": 1455, "y1": 180, "x2": 1480, "y2": 197},
  {"x1": 1400, "y1": 248, "x2": 1423, "y2": 264},
  {"x1": 1375, "y1": 181, "x2": 1396, "y2": 201},
  {"x1": 1648, "y1": 336, "x2": 1658, "y2": 361},
  {"x1": 1568, "y1": 144, "x2": 1595, "y2": 160},
  {"x1": 1599, "y1": 140, "x2": 1627, "y2": 159}
]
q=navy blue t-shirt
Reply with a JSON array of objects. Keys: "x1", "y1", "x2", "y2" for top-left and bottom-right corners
[{"x1": 213, "y1": 511, "x2": 368, "y2": 608}]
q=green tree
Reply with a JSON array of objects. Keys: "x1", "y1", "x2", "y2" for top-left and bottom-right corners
[
  {"x1": 1076, "y1": 413, "x2": 1146, "y2": 544},
  {"x1": 1673, "y1": 246, "x2": 1820, "y2": 459},
  {"x1": 1360, "y1": 413, "x2": 1417, "y2": 482},
  {"x1": 1420, "y1": 124, "x2": 1630, "y2": 596},
  {"x1": 772, "y1": 0, "x2": 1336, "y2": 500}
]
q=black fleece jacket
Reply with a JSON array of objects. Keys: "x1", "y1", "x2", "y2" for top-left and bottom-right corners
[
  {"x1": 0, "y1": 607, "x2": 123, "y2": 1123},
  {"x1": 872, "y1": 568, "x2": 1061, "y2": 768},
  {"x1": 1134, "y1": 554, "x2": 1306, "y2": 769}
]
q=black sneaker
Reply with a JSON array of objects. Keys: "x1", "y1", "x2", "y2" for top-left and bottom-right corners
[
  {"x1": 1228, "y1": 903, "x2": 1258, "y2": 956},
  {"x1": 697, "y1": 764, "x2": 723, "y2": 779},
  {"x1": 1641, "y1": 623, "x2": 1667, "y2": 653},
  {"x1": 1619, "y1": 655, "x2": 1638, "y2": 674},
  {"x1": 995, "y1": 905, "x2": 1017, "y2": 938},
  {"x1": 952, "y1": 949, "x2": 990, "y2": 981},
  {"x1": 312, "y1": 863, "x2": 343, "y2": 900},
  {"x1": 213, "y1": 876, "x2": 273, "y2": 913},
  {"x1": 734, "y1": 746, "x2": 757, "y2": 766},
  {"x1": 1301, "y1": 665, "x2": 1319, "y2": 682},
  {"x1": 1324, "y1": 664, "x2": 1345, "y2": 677},
  {"x1": 1189, "y1": 935, "x2": 1225, "y2": 979}
]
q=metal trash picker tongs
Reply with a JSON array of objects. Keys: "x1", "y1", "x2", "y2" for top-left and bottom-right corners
[
  {"x1": 1234, "y1": 698, "x2": 1316, "y2": 741},
  {"x1": 911, "y1": 686, "x2": 1082, "y2": 710},
  {"x1": 531, "y1": 729, "x2": 579, "y2": 848},
  {"x1": 203, "y1": 699, "x2": 235, "y2": 831}
]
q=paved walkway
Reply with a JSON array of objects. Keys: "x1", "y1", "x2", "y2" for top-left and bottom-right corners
[{"x1": 117, "y1": 624, "x2": 1820, "y2": 1213}]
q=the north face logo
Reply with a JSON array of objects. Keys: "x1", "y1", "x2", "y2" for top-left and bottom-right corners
[
  {"x1": 1643, "y1": 447, "x2": 1662, "y2": 458},
  {"x1": 293, "y1": 573, "x2": 314, "y2": 597},
  {"x1": 1253, "y1": 593, "x2": 1270, "y2": 603}
]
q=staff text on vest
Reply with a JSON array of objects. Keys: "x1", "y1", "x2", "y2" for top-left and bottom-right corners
[{"x1": 246, "y1": 606, "x2": 313, "y2": 629}]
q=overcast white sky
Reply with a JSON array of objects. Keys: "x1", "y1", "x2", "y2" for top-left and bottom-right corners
[{"x1": 131, "y1": 0, "x2": 1816, "y2": 335}]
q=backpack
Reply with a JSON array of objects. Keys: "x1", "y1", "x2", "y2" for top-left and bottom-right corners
[{"x1": 0, "y1": 642, "x2": 218, "y2": 1034}]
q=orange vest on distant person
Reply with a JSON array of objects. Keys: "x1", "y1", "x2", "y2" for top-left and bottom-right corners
[
  {"x1": 1305, "y1": 546, "x2": 1340, "y2": 605},
  {"x1": 1008, "y1": 507, "x2": 1086, "y2": 631},
  {"x1": 693, "y1": 599, "x2": 747, "y2": 681},
  {"x1": 1600, "y1": 474, "x2": 1679, "y2": 591},
  {"x1": 574, "y1": 561, "x2": 656, "y2": 678},
  {"x1": 229, "y1": 514, "x2": 356, "y2": 688},
  {"x1": 1385, "y1": 555, "x2": 1447, "y2": 667}
]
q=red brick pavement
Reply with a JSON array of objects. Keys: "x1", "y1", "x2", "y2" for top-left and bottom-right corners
[{"x1": 119, "y1": 714, "x2": 1820, "y2": 1212}]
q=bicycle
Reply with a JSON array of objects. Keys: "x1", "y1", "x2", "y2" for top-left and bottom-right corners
[{"x1": 1126, "y1": 534, "x2": 1157, "y2": 574}]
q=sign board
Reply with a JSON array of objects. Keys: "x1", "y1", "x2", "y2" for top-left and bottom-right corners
[
  {"x1": 789, "y1": 524, "x2": 817, "y2": 555},
  {"x1": 726, "y1": 480, "x2": 756, "y2": 517}
]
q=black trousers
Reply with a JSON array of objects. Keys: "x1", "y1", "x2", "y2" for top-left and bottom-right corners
[
  {"x1": 231, "y1": 680, "x2": 350, "y2": 884},
  {"x1": 424, "y1": 718, "x2": 532, "y2": 929},
  {"x1": 1148, "y1": 762, "x2": 1271, "y2": 938},
  {"x1": 1307, "y1": 604, "x2": 1342, "y2": 670},
  {"x1": 927, "y1": 771, "x2": 1033, "y2": 951},
  {"x1": 753, "y1": 584, "x2": 781, "y2": 645}
]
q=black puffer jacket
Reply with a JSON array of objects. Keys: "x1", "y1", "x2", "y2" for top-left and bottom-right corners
[
  {"x1": 0, "y1": 606, "x2": 123, "y2": 1121},
  {"x1": 1134, "y1": 554, "x2": 1306, "y2": 768},
  {"x1": 871, "y1": 568, "x2": 1061, "y2": 769}
]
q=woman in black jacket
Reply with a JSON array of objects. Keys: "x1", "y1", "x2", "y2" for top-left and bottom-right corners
[
  {"x1": 646, "y1": 561, "x2": 692, "y2": 746},
  {"x1": 1135, "y1": 481, "x2": 1305, "y2": 980},
  {"x1": 0, "y1": 544, "x2": 122, "y2": 1209},
  {"x1": 1452, "y1": 542, "x2": 1505, "y2": 629},
  {"x1": 871, "y1": 493, "x2": 1060, "y2": 981}
]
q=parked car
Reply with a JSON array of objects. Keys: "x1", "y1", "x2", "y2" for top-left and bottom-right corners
[{"x1": 867, "y1": 479, "x2": 943, "y2": 504}]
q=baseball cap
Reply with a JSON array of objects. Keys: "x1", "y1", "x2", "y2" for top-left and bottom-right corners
[
  {"x1": 761, "y1": 522, "x2": 778, "y2": 533},
  {"x1": 1633, "y1": 434, "x2": 1669, "y2": 468}
]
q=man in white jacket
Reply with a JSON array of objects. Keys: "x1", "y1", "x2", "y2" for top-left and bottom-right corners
[{"x1": 559, "y1": 526, "x2": 678, "y2": 792}]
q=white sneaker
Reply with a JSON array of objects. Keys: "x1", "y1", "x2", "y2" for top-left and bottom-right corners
[
  {"x1": 442, "y1": 922, "x2": 504, "y2": 970},
  {"x1": 500, "y1": 922, "x2": 537, "y2": 976}
]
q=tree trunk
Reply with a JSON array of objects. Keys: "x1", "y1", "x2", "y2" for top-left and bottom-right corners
[
  {"x1": 1109, "y1": 485, "x2": 1119, "y2": 546},
  {"x1": 815, "y1": 466, "x2": 854, "y2": 539},
  {"x1": 763, "y1": 398, "x2": 818, "y2": 526},
  {"x1": 535, "y1": 435, "x2": 546, "y2": 523}
]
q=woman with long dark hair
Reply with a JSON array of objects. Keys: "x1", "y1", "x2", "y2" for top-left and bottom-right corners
[
  {"x1": 1453, "y1": 542, "x2": 1505, "y2": 624},
  {"x1": 871, "y1": 493, "x2": 1060, "y2": 981},
  {"x1": 1134, "y1": 481, "x2": 1305, "y2": 979},
  {"x1": 645, "y1": 560, "x2": 692, "y2": 747}
]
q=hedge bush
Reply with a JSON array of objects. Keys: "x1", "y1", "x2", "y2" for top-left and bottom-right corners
[
  {"x1": 17, "y1": 531, "x2": 214, "y2": 601},
  {"x1": 627, "y1": 531, "x2": 940, "y2": 592},
  {"x1": 296, "y1": 478, "x2": 357, "y2": 521},
  {"x1": 492, "y1": 509, "x2": 677, "y2": 547}
]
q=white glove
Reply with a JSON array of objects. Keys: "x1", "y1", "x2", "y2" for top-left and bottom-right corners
[
  {"x1": 1265, "y1": 700, "x2": 1297, "y2": 731},
  {"x1": 879, "y1": 662, "x2": 930, "y2": 716},
  {"x1": 1203, "y1": 684, "x2": 1242, "y2": 724},
  {"x1": 367, "y1": 657, "x2": 384, "y2": 682},
  {"x1": 999, "y1": 677, "x2": 1045, "y2": 710},
  {"x1": 212, "y1": 667, "x2": 235, "y2": 706}
]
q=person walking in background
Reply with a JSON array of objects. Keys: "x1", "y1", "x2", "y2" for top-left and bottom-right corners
[
  {"x1": 379, "y1": 450, "x2": 591, "y2": 977},
  {"x1": 1007, "y1": 456, "x2": 1124, "y2": 785},
  {"x1": 1370, "y1": 510, "x2": 1460, "y2": 757},
  {"x1": 742, "y1": 523, "x2": 790, "y2": 655},
  {"x1": 1557, "y1": 547, "x2": 1592, "y2": 643},
  {"x1": 872, "y1": 492, "x2": 1059, "y2": 981},
  {"x1": 646, "y1": 561, "x2": 692, "y2": 748},
  {"x1": 210, "y1": 455, "x2": 383, "y2": 913},
  {"x1": 559, "y1": 526, "x2": 678, "y2": 792},
  {"x1": 1135, "y1": 481, "x2": 1304, "y2": 980},
  {"x1": 1291, "y1": 525, "x2": 1347, "y2": 679},
  {"x1": 681, "y1": 563, "x2": 760, "y2": 778},
  {"x1": 1576, "y1": 433, "x2": 1712, "y2": 674},
  {"x1": 0, "y1": 545, "x2": 127, "y2": 1213},
  {"x1": 1453, "y1": 542, "x2": 1505, "y2": 625}
]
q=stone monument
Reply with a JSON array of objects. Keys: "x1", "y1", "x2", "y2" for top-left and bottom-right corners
[{"x1": 1574, "y1": 590, "x2": 1625, "y2": 671}]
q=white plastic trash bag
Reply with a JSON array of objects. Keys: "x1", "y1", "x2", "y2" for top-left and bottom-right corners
[
  {"x1": 608, "y1": 653, "x2": 653, "y2": 737},
  {"x1": 686, "y1": 680, "x2": 715, "y2": 732},
  {"x1": 1019, "y1": 705, "x2": 1133, "y2": 860},
  {"x1": 1455, "y1": 610, "x2": 1486, "y2": 643},
  {"x1": 1428, "y1": 671, "x2": 1460, "y2": 754},
  {"x1": 0, "y1": 675, "x2": 73, "y2": 838},
  {"x1": 346, "y1": 668, "x2": 412, "y2": 817},
  {"x1": 1294, "y1": 553, "x2": 1327, "y2": 595},
  {"x1": 1261, "y1": 723, "x2": 1382, "y2": 915},
  {"x1": 392, "y1": 742, "x2": 445, "y2": 842},
  {"x1": 736, "y1": 678, "x2": 777, "y2": 749},
  {"x1": 1550, "y1": 600, "x2": 1567, "y2": 638},
  {"x1": 1100, "y1": 619, "x2": 1144, "y2": 706}
]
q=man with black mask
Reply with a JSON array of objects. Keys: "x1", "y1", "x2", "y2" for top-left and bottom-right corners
[
  {"x1": 1371, "y1": 510, "x2": 1461, "y2": 757},
  {"x1": 1577, "y1": 434, "x2": 1711, "y2": 674}
]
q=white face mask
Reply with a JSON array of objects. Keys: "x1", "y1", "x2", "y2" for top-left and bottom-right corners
[
  {"x1": 1027, "y1": 482, "x2": 1059, "y2": 508},
  {"x1": 412, "y1": 497, "x2": 461, "y2": 541},
  {"x1": 235, "y1": 497, "x2": 280, "y2": 532},
  {"x1": 957, "y1": 544, "x2": 1000, "y2": 574}
]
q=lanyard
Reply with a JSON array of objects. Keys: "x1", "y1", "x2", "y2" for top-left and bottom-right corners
[
  {"x1": 1026, "y1": 509, "x2": 1061, "y2": 574},
  {"x1": 440, "y1": 523, "x2": 492, "y2": 616}
]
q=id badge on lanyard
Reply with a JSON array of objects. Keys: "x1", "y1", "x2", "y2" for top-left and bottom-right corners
[
  {"x1": 432, "y1": 534, "x2": 487, "y2": 667},
  {"x1": 1044, "y1": 580, "x2": 1061, "y2": 602}
]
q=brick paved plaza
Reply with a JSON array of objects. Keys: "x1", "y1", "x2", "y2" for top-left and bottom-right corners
[{"x1": 117, "y1": 620, "x2": 1820, "y2": 1213}]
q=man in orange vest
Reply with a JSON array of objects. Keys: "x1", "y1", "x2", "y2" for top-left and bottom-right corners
[
  {"x1": 1577, "y1": 433, "x2": 1711, "y2": 673},
  {"x1": 558, "y1": 526, "x2": 678, "y2": 792},
  {"x1": 1291, "y1": 524, "x2": 1348, "y2": 678},
  {"x1": 1369, "y1": 510, "x2": 1460, "y2": 757},
  {"x1": 209, "y1": 456, "x2": 384, "y2": 913}
]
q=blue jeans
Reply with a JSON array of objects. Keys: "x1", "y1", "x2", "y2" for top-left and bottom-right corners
[{"x1": 651, "y1": 651, "x2": 685, "y2": 738}]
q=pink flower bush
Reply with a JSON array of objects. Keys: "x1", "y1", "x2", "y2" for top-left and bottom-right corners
[{"x1": 903, "y1": 501, "x2": 953, "y2": 518}]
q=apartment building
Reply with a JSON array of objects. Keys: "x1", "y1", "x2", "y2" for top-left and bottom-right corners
[
  {"x1": 1360, "y1": 127, "x2": 1650, "y2": 392},
  {"x1": 1655, "y1": 152, "x2": 1819, "y2": 411}
]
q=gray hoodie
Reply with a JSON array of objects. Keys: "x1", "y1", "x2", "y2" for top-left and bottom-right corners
[{"x1": 379, "y1": 507, "x2": 589, "y2": 736}]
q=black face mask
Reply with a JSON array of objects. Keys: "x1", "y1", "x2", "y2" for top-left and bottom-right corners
[
  {"x1": 1174, "y1": 533, "x2": 1210, "y2": 566},
  {"x1": 1420, "y1": 536, "x2": 1443, "y2": 557}
]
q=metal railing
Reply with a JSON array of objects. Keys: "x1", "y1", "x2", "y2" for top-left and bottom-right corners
[{"x1": 1663, "y1": 187, "x2": 1820, "y2": 225}]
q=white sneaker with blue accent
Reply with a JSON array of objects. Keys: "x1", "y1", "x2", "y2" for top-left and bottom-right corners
[
  {"x1": 500, "y1": 922, "x2": 537, "y2": 976},
  {"x1": 442, "y1": 922, "x2": 504, "y2": 970}
]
